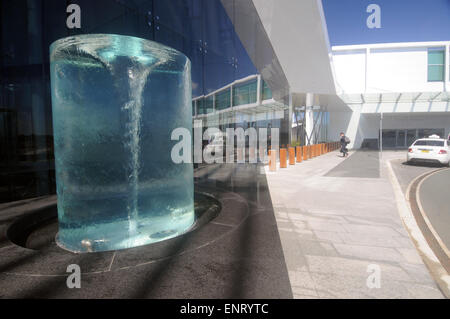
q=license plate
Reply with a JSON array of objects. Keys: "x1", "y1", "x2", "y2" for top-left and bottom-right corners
[{"x1": 421, "y1": 150, "x2": 429, "y2": 153}]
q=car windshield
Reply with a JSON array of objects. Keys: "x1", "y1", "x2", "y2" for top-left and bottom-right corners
[{"x1": 414, "y1": 140, "x2": 444, "y2": 147}]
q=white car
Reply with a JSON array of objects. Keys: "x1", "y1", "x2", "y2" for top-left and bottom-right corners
[{"x1": 407, "y1": 135, "x2": 450, "y2": 166}]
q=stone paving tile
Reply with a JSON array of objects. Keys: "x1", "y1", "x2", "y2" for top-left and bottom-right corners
[
  {"x1": 333, "y1": 243, "x2": 407, "y2": 263},
  {"x1": 291, "y1": 287, "x2": 319, "y2": 297},
  {"x1": 293, "y1": 229, "x2": 316, "y2": 241},
  {"x1": 306, "y1": 220, "x2": 347, "y2": 233},
  {"x1": 342, "y1": 224, "x2": 403, "y2": 237},
  {"x1": 338, "y1": 232, "x2": 411, "y2": 248},
  {"x1": 291, "y1": 220, "x2": 308, "y2": 229},
  {"x1": 277, "y1": 231, "x2": 309, "y2": 272},
  {"x1": 299, "y1": 240, "x2": 338, "y2": 257},
  {"x1": 288, "y1": 271, "x2": 316, "y2": 288},
  {"x1": 313, "y1": 231, "x2": 344, "y2": 244},
  {"x1": 305, "y1": 255, "x2": 413, "y2": 282},
  {"x1": 293, "y1": 294, "x2": 318, "y2": 299},
  {"x1": 311, "y1": 272, "x2": 419, "y2": 299},
  {"x1": 404, "y1": 283, "x2": 444, "y2": 299}
]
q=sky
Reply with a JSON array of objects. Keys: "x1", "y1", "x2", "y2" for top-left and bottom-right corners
[{"x1": 321, "y1": 0, "x2": 450, "y2": 46}]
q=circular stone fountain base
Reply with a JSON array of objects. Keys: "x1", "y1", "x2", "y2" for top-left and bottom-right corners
[
  {"x1": 1, "y1": 185, "x2": 249, "y2": 277},
  {"x1": 7, "y1": 192, "x2": 221, "y2": 253}
]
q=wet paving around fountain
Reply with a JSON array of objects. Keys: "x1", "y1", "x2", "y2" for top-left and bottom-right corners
[{"x1": 0, "y1": 163, "x2": 292, "y2": 298}]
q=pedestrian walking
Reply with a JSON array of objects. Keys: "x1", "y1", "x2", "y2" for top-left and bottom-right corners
[{"x1": 340, "y1": 132, "x2": 350, "y2": 157}]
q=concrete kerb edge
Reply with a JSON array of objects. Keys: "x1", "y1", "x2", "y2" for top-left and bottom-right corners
[{"x1": 386, "y1": 159, "x2": 450, "y2": 298}]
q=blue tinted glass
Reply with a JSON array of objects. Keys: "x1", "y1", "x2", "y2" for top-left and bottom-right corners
[
  {"x1": 233, "y1": 80, "x2": 257, "y2": 106},
  {"x1": 428, "y1": 65, "x2": 444, "y2": 81},
  {"x1": 428, "y1": 50, "x2": 445, "y2": 65},
  {"x1": 215, "y1": 88, "x2": 231, "y2": 110}
]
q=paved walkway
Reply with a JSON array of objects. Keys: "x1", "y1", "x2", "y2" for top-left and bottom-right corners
[
  {"x1": 325, "y1": 150, "x2": 380, "y2": 178},
  {"x1": 265, "y1": 150, "x2": 444, "y2": 298}
]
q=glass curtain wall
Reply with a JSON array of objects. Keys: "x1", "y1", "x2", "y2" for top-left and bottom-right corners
[
  {"x1": 292, "y1": 110, "x2": 330, "y2": 146},
  {"x1": 0, "y1": 0, "x2": 289, "y2": 202}
]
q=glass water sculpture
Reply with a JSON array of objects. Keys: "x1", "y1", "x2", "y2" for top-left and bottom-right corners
[{"x1": 50, "y1": 34, "x2": 194, "y2": 252}]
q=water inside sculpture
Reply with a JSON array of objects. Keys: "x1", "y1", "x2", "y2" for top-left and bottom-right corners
[{"x1": 50, "y1": 34, "x2": 194, "y2": 252}]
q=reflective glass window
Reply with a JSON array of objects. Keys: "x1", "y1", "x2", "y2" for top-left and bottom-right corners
[
  {"x1": 233, "y1": 80, "x2": 257, "y2": 106},
  {"x1": 215, "y1": 88, "x2": 231, "y2": 110}
]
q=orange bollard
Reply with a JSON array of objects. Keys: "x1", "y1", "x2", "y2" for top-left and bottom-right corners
[
  {"x1": 296, "y1": 146, "x2": 302, "y2": 163},
  {"x1": 280, "y1": 148, "x2": 287, "y2": 168},
  {"x1": 303, "y1": 146, "x2": 308, "y2": 160},
  {"x1": 269, "y1": 150, "x2": 277, "y2": 171},
  {"x1": 289, "y1": 147, "x2": 295, "y2": 165}
]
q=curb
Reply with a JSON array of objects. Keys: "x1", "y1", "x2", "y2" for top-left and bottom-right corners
[{"x1": 386, "y1": 159, "x2": 450, "y2": 298}]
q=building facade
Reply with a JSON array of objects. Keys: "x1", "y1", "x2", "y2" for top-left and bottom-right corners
[{"x1": 329, "y1": 42, "x2": 450, "y2": 149}]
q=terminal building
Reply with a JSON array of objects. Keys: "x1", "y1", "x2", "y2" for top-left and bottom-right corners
[
  {"x1": 330, "y1": 41, "x2": 450, "y2": 150},
  {"x1": 0, "y1": 0, "x2": 449, "y2": 202}
]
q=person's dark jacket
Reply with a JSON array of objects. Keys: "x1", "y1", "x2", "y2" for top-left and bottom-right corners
[{"x1": 340, "y1": 135, "x2": 349, "y2": 154}]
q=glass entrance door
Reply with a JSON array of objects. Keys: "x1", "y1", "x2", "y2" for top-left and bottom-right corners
[
  {"x1": 396, "y1": 130, "x2": 406, "y2": 147},
  {"x1": 407, "y1": 129, "x2": 417, "y2": 147}
]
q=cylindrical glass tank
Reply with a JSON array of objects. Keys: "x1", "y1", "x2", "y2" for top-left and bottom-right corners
[{"x1": 50, "y1": 34, "x2": 194, "y2": 253}]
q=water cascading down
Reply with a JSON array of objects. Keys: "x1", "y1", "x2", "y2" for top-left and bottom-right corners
[{"x1": 50, "y1": 34, "x2": 194, "y2": 252}]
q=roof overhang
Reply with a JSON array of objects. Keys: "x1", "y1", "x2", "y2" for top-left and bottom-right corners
[
  {"x1": 250, "y1": 0, "x2": 336, "y2": 95},
  {"x1": 222, "y1": 0, "x2": 337, "y2": 97}
]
